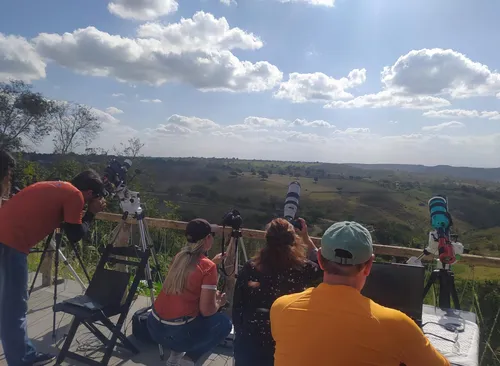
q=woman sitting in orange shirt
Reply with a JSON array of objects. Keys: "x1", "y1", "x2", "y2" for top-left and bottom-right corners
[{"x1": 148, "y1": 218, "x2": 232, "y2": 366}]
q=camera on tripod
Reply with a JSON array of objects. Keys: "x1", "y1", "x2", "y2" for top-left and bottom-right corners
[
  {"x1": 102, "y1": 158, "x2": 132, "y2": 197},
  {"x1": 284, "y1": 181, "x2": 302, "y2": 230},
  {"x1": 222, "y1": 209, "x2": 243, "y2": 230}
]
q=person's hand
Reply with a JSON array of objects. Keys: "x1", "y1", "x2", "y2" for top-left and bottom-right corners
[
  {"x1": 216, "y1": 291, "x2": 227, "y2": 307},
  {"x1": 88, "y1": 198, "x2": 107, "y2": 214},
  {"x1": 295, "y1": 218, "x2": 309, "y2": 238},
  {"x1": 211, "y1": 253, "x2": 226, "y2": 265}
]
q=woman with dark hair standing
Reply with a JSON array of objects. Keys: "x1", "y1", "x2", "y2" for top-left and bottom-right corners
[{"x1": 232, "y1": 217, "x2": 321, "y2": 366}]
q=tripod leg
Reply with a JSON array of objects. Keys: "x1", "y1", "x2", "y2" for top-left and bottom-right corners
[
  {"x1": 68, "y1": 241, "x2": 90, "y2": 284},
  {"x1": 29, "y1": 233, "x2": 54, "y2": 296},
  {"x1": 449, "y1": 272, "x2": 461, "y2": 310},
  {"x1": 438, "y1": 269, "x2": 452, "y2": 309},
  {"x1": 52, "y1": 229, "x2": 62, "y2": 341},
  {"x1": 423, "y1": 270, "x2": 437, "y2": 300},
  {"x1": 137, "y1": 219, "x2": 164, "y2": 361},
  {"x1": 143, "y1": 220, "x2": 162, "y2": 282}
]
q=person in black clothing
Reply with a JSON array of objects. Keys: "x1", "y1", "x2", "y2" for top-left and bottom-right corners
[{"x1": 232, "y1": 217, "x2": 322, "y2": 366}]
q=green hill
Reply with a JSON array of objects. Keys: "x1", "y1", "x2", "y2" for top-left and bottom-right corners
[{"x1": 20, "y1": 153, "x2": 500, "y2": 258}]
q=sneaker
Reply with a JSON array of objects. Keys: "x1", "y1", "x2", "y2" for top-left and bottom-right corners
[
  {"x1": 31, "y1": 353, "x2": 56, "y2": 366},
  {"x1": 166, "y1": 351, "x2": 186, "y2": 366}
]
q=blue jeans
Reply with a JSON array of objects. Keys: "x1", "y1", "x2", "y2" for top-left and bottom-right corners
[
  {"x1": 233, "y1": 334, "x2": 275, "y2": 366},
  {"x1": 147, "y1": 311, "x2": 232, "y2": 363},
  {"x1": 0, "y1": 243, "x2": 37, "y2": 366}
]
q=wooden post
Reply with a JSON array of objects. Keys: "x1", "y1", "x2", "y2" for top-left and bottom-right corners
[{"x1": 40, "y1": 250, "x2": 53, "y2": 287}]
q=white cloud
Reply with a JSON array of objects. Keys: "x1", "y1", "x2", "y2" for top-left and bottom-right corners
[
  {"x1": 422, "y1": 109, "x2": 500, "y2": 120},
  {"x1": 164, "y1": 114, "x2": 221, "y2": 131},
  {"x1": 140, "y1": 99, "x2": 162, "y2": 103},
  {"x1": 277, "y1": 0, "x2": 335, "y2": 6},
  {"x1": 33, "y1": 16, "x2": 282, "y2": 93},
  {"x1": 421, "y1": 121, "x2": 465, "y2": 132},
  {"x1": 325, "y1": 90, "x2": 450, "y2": 110},
  {"x1": 90, "y1": 107, "x2": 121, "y2": 125},
  {"x1": 30, "y1": 109, "x2": 500, "y2": 167},
  {"x1": 381, "y1": 48, "x2": 500, "y2": 99},
  {"x1": 0, "y1": 33, "x2": 46, "y2": 82},
  {"x1": 244, "y1": 116, "x2": 287, "y2": 127},
  {"x1": 291, "y1": 119, "x2": 335, "y2": 128},
  {"x1": 105, "y1": 107, "x2": 124, "y2": 115},
  {"x1": 275, "y1": 68, "x2": 366, "y2": 103},
  {"x1": 389, "y1": 120, "x2": 398, "y2": 124},
  {"x1": 154, "y1": 123, "x2": 193, "y2": 135},
  {"x1": 220, "y1": 0, "x2": 237, "y2": 5},
  {"x1": 107, "y1": 0, "x2": 178, "y2": 21},
  {"x1": 284, "y1": 131, "x2": 327, "y2": 143},
  {"x1": 137, "y1": 11, "x2": 261, "y2": 53},
  {"x1": 112, "y1": 93, "x2": 125, "y2": 97}
]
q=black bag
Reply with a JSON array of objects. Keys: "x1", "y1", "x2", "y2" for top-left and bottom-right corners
[{"x1": 132, "y1": 306, "x2": 155, "y2": 344}]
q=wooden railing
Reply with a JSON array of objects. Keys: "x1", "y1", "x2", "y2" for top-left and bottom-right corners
[{"x1": 96, "y1": 212, "x2": 500, "y2": 268}]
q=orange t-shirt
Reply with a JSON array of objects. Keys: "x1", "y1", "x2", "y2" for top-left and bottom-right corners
[
  {"x1": 0, "y1": 181, "x2": 84, "y2": 254},
  {"x1": 271, "y1": 284, "x2": 450, "y2": 366},
  {"x1": 153, "y1": 255, "x2": 218, "y2": 319}
]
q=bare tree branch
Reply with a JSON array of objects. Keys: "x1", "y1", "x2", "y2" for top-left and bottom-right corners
[
  {"x1": 51, "y1": 103, "x2": 103, "y2": 155},
  {"x1": 113, "y1": 137, "x2": 145, "y2": 158}
]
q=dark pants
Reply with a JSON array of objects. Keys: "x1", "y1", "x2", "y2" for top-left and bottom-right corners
[
  {"x1": 0, "y1": 243, "x2": 37, "y2": 366},
  {"x1": 147, "y1": 311, "x2": 232, "y2": 363},
  {"x1": 233, "y1": 334, "x2": 275, "y2": 366}
]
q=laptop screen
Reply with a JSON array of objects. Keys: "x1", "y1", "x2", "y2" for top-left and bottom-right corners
[{"x1": 361, "y1": 262, "x2": 425, "y2": 322}]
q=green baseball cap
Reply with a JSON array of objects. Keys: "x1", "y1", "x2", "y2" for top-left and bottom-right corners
[{"x1": 321, "y1": 221, "x2": 373, "y2": 265}]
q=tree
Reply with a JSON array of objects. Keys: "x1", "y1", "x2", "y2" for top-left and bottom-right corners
[
  {"x1": 114, "y1": 137, "x2": 145, "y2": 158},
  {"x1": 52, "y1": 102, "x2": 102, "y2": 155},
  {"x1": 0, "y1": 80, "x2": 53, "y2": 150}
]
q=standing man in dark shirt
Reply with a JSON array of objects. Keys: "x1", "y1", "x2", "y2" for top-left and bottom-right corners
[{"x1": 0, "y1": 169, "x2": 106, "y2": 366}]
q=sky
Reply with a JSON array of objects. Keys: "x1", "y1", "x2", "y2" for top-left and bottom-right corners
[{"x1": 1, "y1": 0, "x2": 500, "y2": 167}]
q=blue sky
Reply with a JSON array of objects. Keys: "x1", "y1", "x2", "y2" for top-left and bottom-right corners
[{"x1": 1, "y1": 0, "x2": 500, "y2": 166}]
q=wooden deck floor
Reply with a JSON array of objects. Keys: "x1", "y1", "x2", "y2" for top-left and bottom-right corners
[{"x1": 0, "y1": 275, "x2": 234, "y2": 366}]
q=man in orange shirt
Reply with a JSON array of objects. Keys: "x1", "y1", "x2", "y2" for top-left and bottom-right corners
[
  {"x1": 270, "y1": 221, "x2": 450, "y2": 366},
  {"x1": 0, "y1": 169, "x2": 106, "y2": 366}
]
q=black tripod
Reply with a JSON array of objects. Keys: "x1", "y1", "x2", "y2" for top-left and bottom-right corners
[
  {"x1": 423, "y1": 264, "x2": 461, "y2": 310},
  {"x1": 220, "y1": 227, "x2": 247, "y2": 279},
  {"x1": 29, "y1": 226, "x2": 91, "y2": 340}
]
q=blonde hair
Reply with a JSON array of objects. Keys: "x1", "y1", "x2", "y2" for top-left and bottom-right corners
[{"x1": 162, "y1": 237, "x2": 208, "y2": 294}]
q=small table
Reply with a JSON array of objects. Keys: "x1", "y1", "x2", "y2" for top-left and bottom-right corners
[{"x1": 422, "y1": 305, "x2": 480, "y2": 366}]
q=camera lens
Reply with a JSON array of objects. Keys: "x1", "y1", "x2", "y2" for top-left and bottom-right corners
[{"x1": 284, "y1": 181, "x2": 301, "y2": 221}]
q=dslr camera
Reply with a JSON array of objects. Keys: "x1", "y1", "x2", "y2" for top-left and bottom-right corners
[{"x1": 222, "y1": 209, "x2": 243, "y2": 230}]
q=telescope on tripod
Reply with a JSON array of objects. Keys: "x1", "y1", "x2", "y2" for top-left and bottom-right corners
[{"x1": 408, "y1": 195, "x2": 464, "y2": 311}]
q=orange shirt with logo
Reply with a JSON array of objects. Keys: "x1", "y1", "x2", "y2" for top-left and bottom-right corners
[
  {"x1": 154, "y1": 255, "x2": 218, "y2": 319},
  {"x1": 0, "y1": 181, "x2": 84, "y2": 254}
]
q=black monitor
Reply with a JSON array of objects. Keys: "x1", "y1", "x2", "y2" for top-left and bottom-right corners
[{"x1": 361, "y1": 262, "x2": 425, "y2": 324}]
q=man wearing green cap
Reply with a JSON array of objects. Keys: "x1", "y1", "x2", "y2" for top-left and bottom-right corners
[{"x1": 270, "y1": 221, "x2": 450, "y2": 366}]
